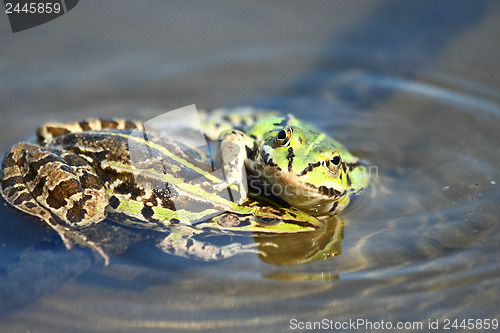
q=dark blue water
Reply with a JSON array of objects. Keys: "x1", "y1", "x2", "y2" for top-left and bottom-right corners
[{"x1": 1, "y1": 1, "x2": 500, "y2": 332}]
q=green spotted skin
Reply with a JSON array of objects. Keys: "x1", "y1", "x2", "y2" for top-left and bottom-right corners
[{"x1": 216, "y1": 112, "x2": 370, "y2": 217}]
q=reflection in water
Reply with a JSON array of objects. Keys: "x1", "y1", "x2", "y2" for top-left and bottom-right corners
[{"x1": 255, "y1": 216, "x2": 343, "y2": 267}]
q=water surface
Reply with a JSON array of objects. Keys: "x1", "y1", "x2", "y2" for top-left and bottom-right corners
[{"x1": 1, "y1": 1, "x2": 500, "y2": 332}]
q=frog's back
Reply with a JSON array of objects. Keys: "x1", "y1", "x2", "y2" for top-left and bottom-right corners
[{"x1": 200, "y1": 107, "x2": 281, "y2": 141}]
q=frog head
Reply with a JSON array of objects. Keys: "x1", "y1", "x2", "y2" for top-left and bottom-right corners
[{"x1": 247, "y1": 115, "x2": 362, "y2": 217}]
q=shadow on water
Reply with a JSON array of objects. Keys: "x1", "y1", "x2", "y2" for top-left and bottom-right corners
[{"x1": 0, "y1": 202, "x2": 93, "y2": 315}]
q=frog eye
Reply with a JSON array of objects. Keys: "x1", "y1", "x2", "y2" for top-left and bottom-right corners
[
  {"x1": 256, "y1": 216, "x2": 282, "y2": 226},
  {"x1": 324, "y1": 152, "x2": 342, "y2": 176},
  {"x1": 274, "y1": 126, "x2": 292, "y2": 147}
]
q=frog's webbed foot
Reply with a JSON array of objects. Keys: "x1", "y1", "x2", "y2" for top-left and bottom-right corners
[
  {"x1": 157, "y1": 226, "x2": 276, "y2": 261},
  {"x1": 1, "y1": 143, "x2": 111, "y2": 264},
  {"x1": 46, "y1": 220, "x2": 111, "y2": 265},
  {"x1": 7, "y1": 202, "x2": 112, "y2": 265},
  {"x1": 215, "y1": 130, "x2": 254, "y2": 205},
  {"x1": 2, "y1": 180, "x2": 110, "y2": 265}
]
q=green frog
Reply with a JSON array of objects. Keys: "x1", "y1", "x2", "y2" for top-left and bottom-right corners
[{"x1": 0, "y1": 108, "x2": 369, "y2": 264}]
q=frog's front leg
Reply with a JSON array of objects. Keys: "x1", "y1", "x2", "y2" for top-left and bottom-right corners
[
  {"x1": 0, "y1": 143, "x2": 110, "y2": 263},
  {"x1": 215, "y1": 129, "x2": 254, "y2": 204},
  {"x1": 158, "y1": 225, "x2": 267, "y2": 261}
]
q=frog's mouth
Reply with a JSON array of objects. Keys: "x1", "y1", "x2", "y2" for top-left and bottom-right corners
[
  {"x1": 251, "y1": 147, "x2": 346, "y2": 205},
  {"x1": 258, "y1": 162, "x2": 346, "y2": 201},
  {"x1": 257, "y1": 164, "x2": 349, "y2": 217}
]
